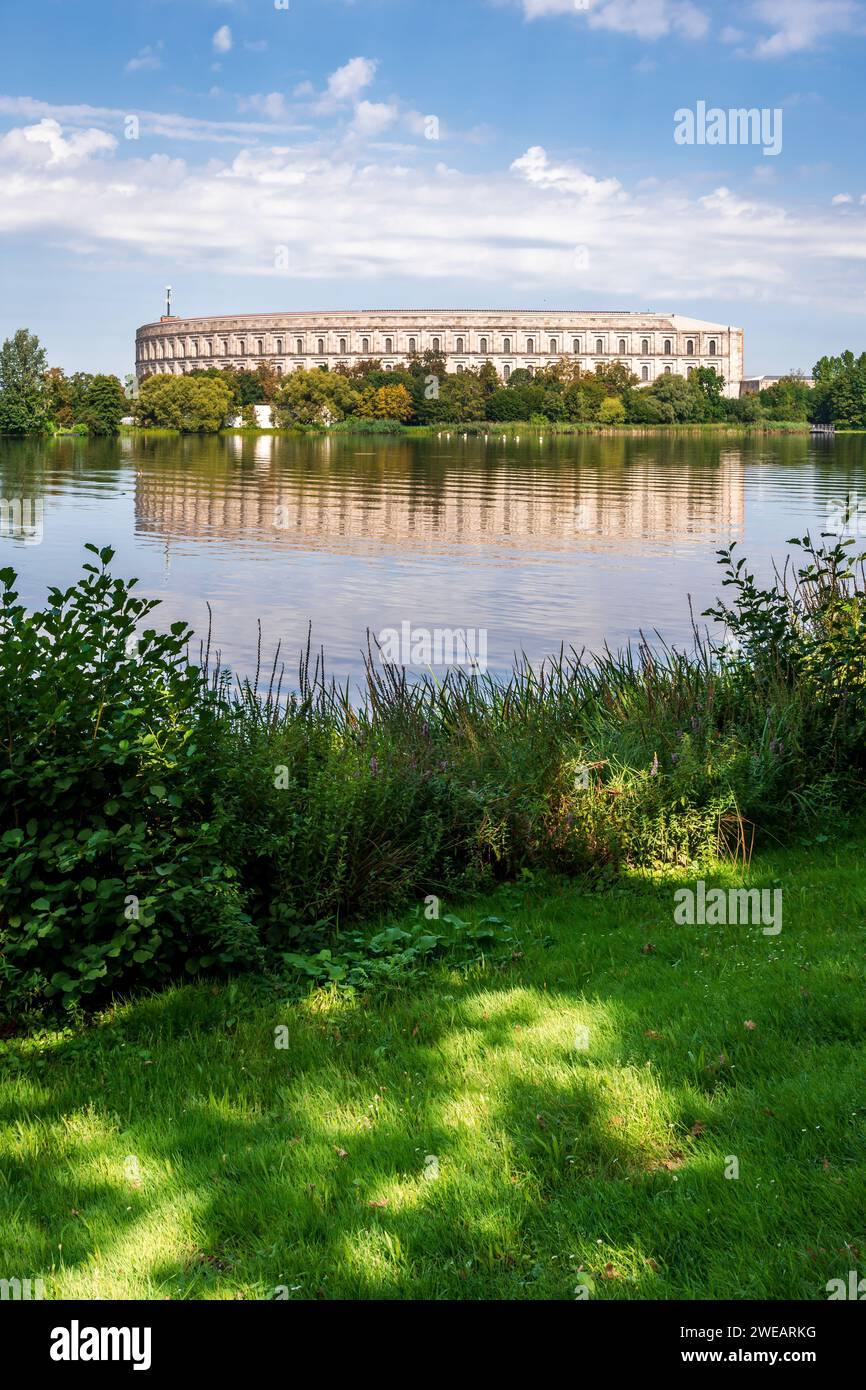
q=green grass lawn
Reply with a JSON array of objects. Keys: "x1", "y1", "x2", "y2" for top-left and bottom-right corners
[{"x1": 2, "y1": 827, "x2": 865, "y2": 1301}]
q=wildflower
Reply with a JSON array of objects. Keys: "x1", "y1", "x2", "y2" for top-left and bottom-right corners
[
  {"x1": 370, "y1": 756, "x2": 379, "y2": 775},
  {"x1": 744, "y1": 1019, "x2": 757, "y2": 1030},
  {"x1": 650, "y1": 752, "x2": 659, "y2": 776}
]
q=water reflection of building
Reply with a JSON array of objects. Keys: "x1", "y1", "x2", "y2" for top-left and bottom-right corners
[{"x1": 133, "y1": 439, "x2": 745, "y2": 553}]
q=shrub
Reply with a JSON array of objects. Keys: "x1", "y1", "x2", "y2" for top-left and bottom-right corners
[{"x1": 0, "y1": 548, "x2": 259, "y2": 1015}]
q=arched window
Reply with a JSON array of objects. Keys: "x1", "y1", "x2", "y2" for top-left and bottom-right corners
[
  {"x1": 664, "y1": 338, "x2": 672, "y2": 355},
  {"x1": 205, "y1": 340, "x2": 212, "y2": 356},
  {"x1": 503, "y1": 337, "x2": 511, "y2": 353},
  {"x1": 526, "y1": 337, "x2": 534, "y2": 353},
  {"x1": 296, "y1": 338, "x2": 304, "y2": 355},
  {"x1": 238, "y1": 340, "x2": 246, "y2": 356},
  {"x1": 549, "y1": 338, "x2": 557, "y2": 354},
  {"x1": 339, "y1": 337, "x2": 347, "y2": 354},
  {"x1": 456, "y1": 336, "x2": 464, "y2": 353},
  {"x1": 385, "y1": 337, "x2": 393, "y2": 353},
  {"x1": 686, "y1": 339, "x2": 695, "y2": 355},
  {"x1": 641, "y1": 339, "x2": 649, "y2": 354},
  {"x1": 641, "y1": 365, "x2": 649, "y2": 382},
  {"x1": 480, "y1": 337, "x2": 488, "y2": 354},
  {"x1": 361, "y1": 337, "x2": 370, "y2": 354},
  {"x1": 503, "y1": 363, "x2": 511, "y2": 380},
  {"x1": 408, "y1": 337, "x2": 417, "y2": 353},
  {"x1": 317, "y1": 338, "x2": 325, "y2": 354},
  {"x1": 275, "y1": 338, "x2": 283, "y2": 355},
  {"x1": 456, "y1": 364, "x2": 464, "y2": 374},
  {"x1": 190, "y1": 340, "x2": 198, "y2": 356},
  {"x1": 618, "y1": 339, "x2": 627, "y2": 355},
  {"x1": 664, "y1": 365, "x2": 672, "y2": 374},
  {"x1": 275, "y1": 363, "x2": 283, "y2": 375},
  {"x1": 255, "y1": 339, "x2": 262, "y2": 355},
  {"x1": 222, "y1": 340, "x2": 229, "y2": 357},
  {"x1": 596, "y1": 338, "x2": 604, "y2": 355},
  {"x1": 688, "y1": 366, "x2": 695, "y2": 378},
  {"x1": 572, "y1": 338, "x2": 580, "y2": 354},
  {"x1": 432, "y1": 336, "x2": 441, "y2": 352},
  {"x1": 709, "y1": 338, "x2": 717, "y2": 355}
]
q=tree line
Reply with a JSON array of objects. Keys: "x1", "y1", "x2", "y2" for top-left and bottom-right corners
[{"x1": 3, "y1": 327, "x2": 866, "y2": 435}]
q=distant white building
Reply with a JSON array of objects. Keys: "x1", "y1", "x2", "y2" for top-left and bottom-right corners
[
  {"x1": 740, "y1": 374, "x2": 814, "y2": 395},
  {"x1": 136, "y1": 309, "x2": 746, "y2": 398}
]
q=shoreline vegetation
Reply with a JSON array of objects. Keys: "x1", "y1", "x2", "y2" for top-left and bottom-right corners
[
  {"x1": 2, "y1": 327, "x2": 866, "y2": 437},
  {"x1": 118, "y1": 419, "x2": 831, "y2": 438},
  {"x1": 2, "y1": 526, "x2": 865, "y2": 1023}
]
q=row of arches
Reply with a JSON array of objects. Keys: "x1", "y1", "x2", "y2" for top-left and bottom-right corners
[{"x1": 140, "y1": 334, "x2": 721, "y2": 363}]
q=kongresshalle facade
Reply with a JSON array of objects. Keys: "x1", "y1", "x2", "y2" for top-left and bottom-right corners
[{"x1": 135, "y1": 310, "x2": 745, "y2": 396}]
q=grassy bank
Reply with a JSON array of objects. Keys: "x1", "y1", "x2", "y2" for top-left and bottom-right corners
[
  {"x1": 118, "y1": 420, "x2": 819, "y2": 439},
  {"x1": 2, "y1": 530, "x2": 865, "y2": 1018},
  {"x1": 2, "y1": 825, "x2": 864, "y2": 1300}
]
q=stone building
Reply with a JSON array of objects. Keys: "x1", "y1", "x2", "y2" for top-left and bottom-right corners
[{"x1": 136, "y1": 310, "x2": 745, "y2": 397}]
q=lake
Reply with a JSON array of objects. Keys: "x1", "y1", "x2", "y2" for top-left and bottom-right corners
[{"x1": 1, "y1": 430, "x2": 864, "y2": 688}]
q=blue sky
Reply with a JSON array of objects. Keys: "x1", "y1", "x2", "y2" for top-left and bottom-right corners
[{"x1": 1, "y1": 0, "x2": 865, "y2": 376}]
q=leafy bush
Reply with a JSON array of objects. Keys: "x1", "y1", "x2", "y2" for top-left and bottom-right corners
[{"x1": 0, "y1": 547, "x2": 259, "y2": 1015}]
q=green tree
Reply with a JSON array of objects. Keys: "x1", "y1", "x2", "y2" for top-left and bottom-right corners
[
  {"x1": 358, "y1": 383, "x2": 415, "y2": 421},
  {"x1": 438, "y1": 371, "x2": 486, "y2": 422},
  {"x1": 135, "y1": 374, "x2": 235, "y2": 432},
  {"x1": 812, "y1": 351, "x2": 866, "y2": 427},
  {"x1": 81, "y1": 375, "x2": 127, "y2": 436},
  {"x1": 272, "y1": 369, "x2": 360, "y2": 426},
  {"x1": 44, "y1": 367, "x2": 75, "y2": 428},
  {"x1": 599, "y1": 396, "x2": 626, "y2": 425},
  {"x1": 0, "y1": 329, "x2": 49, "y2": 435}
]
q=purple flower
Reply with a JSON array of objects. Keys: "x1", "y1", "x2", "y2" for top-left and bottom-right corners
[{"x1": 370, "y1": 755, "x2": 379, "y2": 775}]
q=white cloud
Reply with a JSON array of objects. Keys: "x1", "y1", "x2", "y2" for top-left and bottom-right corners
[
  {"x1": 751, "y1": 0, "x2": 861, "y2": 58},
  {"x1": 213, "y1": 25, "x2": 233, "y2": 55},
  {"x1": 325, "y1": 56, "x2": 377, "y2": 104},
  {"x1": 238, "y1": 92, "x2": 287, "y2": 120},
  {"x1": 0, "y1": 114, "x2": 863, "y2": 318},
  {"x1": 510, "y1": 145, "x2": 623, "y2": 201},
  {"x1": 0, "y1": 118, "x2": 116, "y2": 167},
  {"x1": 351, "y1": 100, "x2": 398, "y2": 136},
  {"x1": 515, "y1": 0, "x2": 710, "y2": 39},
  {"x1": 125, "y1": 45, "x2": 162, "y2": 73},
  {"x1": 0, "y1": 96, "x2": 306, "y2": 144},
  {"x1": 832, "y1": 192, "x2": 854, "y2": 203}
]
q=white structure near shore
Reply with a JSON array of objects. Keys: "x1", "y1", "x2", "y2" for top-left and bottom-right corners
[{"x1": 136, "y1": 310, "x2": 745, "y2": 397}]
